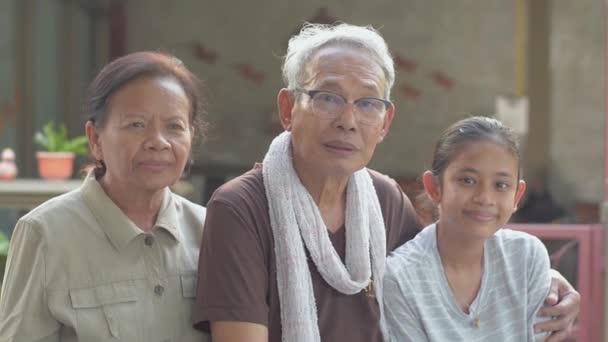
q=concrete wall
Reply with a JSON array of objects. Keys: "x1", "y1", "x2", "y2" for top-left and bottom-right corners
[
  {"x1": 549, "y1": 0, "x2": 605, "y2": 205},
  {"x1": 1, "y1": 1, "x2": 602, "y2": 204},
  {"x1": 126, "y1": 0, "x2": 516, "y2": 178},
  {"x1": 122, "y1": 0, "x2": 604, "y2": 206},
  {"x1": 0, "y1": 0, "x2": 17, "y2": 150},
  {"x1": 0, "y1": 0, "x2": 19, "y2": 235}
]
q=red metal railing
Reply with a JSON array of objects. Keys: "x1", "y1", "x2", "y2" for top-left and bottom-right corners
[{"x1": 512, "y1": 224, "x2": 604, "y2": 342}]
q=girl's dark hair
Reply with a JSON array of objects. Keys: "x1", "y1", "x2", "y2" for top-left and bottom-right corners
[
  {"x1": 84, "y1": 51, "x2": 208, "y2": 177},
  {"x1": 430, "y1": 116, "x2": 521, "y2": 180}
]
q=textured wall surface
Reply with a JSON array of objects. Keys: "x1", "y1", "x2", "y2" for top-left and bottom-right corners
[
  {"x1": 125, "y1": 0, "x2": 604, "y2": 204},
  {"x1": 0, "y1": 0, "x2": 17, "y2": 149},
  {"x1": 549, "y1": 0, "x2": 604, "y2": 204},
  {"x1": 126, "y1": 0, "x2": 516, "y2": 175}
]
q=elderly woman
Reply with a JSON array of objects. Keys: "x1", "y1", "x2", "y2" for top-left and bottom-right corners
[
  {"x1": 0, "y1": 52, "x2": 209, "y2": 342},
  {"x1": 194, "y1": 23, "x2": 580, "y2": 342}
]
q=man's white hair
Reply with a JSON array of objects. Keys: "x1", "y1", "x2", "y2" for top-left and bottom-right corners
[{"x1": 282, "y1": 23, "x2": 395, "y2": 100}]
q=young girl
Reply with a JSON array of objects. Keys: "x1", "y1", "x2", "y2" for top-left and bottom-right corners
[{"x1": 384, "y1": 116, "x2": 551, "y2": 341}]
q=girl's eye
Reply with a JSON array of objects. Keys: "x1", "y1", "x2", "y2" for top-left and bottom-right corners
[
  {"x1": 496, "y1": 182, "x2": 510, "y2": 190},
  {"x1": 460, "y1": 177, "x2": 476, "y2": 185}
]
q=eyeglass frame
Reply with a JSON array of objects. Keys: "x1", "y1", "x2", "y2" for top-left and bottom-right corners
[{"x1": 292, "y1": 88, "x2": 393, "y2": 125}]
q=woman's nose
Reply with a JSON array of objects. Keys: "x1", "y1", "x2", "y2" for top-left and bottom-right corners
[{"x1": 144, "y1": 128, "x2": 171, "y2": 150}]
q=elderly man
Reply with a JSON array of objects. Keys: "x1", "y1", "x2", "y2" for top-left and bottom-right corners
[{"x1": 194, "y1": 23, "x2": 579, "y2": 342}]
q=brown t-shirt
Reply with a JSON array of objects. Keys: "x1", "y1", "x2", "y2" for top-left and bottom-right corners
[{"x1": 194, "y1": 165, "x2": 421, "y2": 342}]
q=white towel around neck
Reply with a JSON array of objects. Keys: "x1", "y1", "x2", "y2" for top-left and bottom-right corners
[{"x1": 262, "y1": 131, "x2": 388, "y2": 342}]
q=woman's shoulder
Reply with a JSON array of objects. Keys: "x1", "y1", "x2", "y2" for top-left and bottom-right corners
[
  {"x1": 13, "y1": 188, "x2": 89, "y2": 247},
  {"x1": 20, "y1": 188, "x2": 86, "y2": 225}
]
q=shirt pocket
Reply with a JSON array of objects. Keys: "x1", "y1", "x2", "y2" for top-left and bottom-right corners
[
  {"x1": 70, "y1": 281, "x2": 138, "y2": 341},
  {"x1": 180, "y1": 274, "x2": 197, "y2": 299}
]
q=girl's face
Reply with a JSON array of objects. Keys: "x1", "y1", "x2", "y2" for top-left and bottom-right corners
[{"x1": 423, "y1": 140, "x2": 526, "y2": 241}]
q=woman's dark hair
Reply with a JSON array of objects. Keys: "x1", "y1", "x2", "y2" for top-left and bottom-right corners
[
  {"x1": 430, "y1": 116, "x2": 521, "y2": 180},
  {"x1": 84, "y1": 51, "x2": 207, "y2": 177}
]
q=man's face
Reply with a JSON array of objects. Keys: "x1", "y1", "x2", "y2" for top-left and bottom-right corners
[{"x1": 279, "y1": 45, "x2": 394, "y2": 179}]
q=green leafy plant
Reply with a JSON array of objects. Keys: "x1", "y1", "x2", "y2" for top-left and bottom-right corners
[
  {"x1": 0, "y1": 232, "x2": 8, "y2": 256},
  {"x1": 0, "y1": 231, "x2": 8, "y2": 287},
  {"x1": 34, "y1": 121, "x2": 88, "y2": 155}
]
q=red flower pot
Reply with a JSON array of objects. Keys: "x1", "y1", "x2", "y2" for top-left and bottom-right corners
[{"x1": 36, "y1": 151, "x2": 75, "y2": 180}]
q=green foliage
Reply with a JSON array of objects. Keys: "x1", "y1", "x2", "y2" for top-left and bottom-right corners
[
  {"x1": 34, "y1": 122, "x2": 89, "y2": 156},
  {"x1": 0, "y1": 231, "x2": 8, "y2": 288},
  {"x1": 0, "y1": 231, "x2": 7, "y2": 257}
]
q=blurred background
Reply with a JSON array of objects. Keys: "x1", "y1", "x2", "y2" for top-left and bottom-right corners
[{"x1": 0, "y1": 0, "x2": 605, "y2": 340}]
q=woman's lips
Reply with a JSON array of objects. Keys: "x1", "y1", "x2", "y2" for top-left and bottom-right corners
[{"x1": 139, "y1": 160, "x2": 171, "y2": 171}]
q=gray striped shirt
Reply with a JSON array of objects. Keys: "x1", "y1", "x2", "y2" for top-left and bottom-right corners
[{"x1": 384, "y1": 223, "x2": 551, "y2": 342}]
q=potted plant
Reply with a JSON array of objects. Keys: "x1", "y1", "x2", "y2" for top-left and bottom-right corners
[{"x1": 34, "y1": 122, "x2": 88, "y2": 180}]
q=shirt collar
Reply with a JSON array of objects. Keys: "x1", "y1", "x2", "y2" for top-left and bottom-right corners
[
  {"x1": 80, "y1": 172, "x2": 182, "y2": 251},
  {"x1": 155, "y1": 187, "x2": 182, "y2": 242}
]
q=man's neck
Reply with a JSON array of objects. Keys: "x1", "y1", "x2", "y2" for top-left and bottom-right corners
[{"x1": 292, "y1": 158, "x2": 349, "y2": 233}]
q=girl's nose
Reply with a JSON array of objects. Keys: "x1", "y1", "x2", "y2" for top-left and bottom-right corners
[{"x1": 473, "y1": 187, "x2": 496, "y2": 206}]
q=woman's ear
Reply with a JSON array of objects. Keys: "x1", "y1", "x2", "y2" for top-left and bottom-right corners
[
  {"x1": 422, "y1": 170, "x2": 442, "y2": 205},
  {"x1": 85, "y1": 121, "x2": 103, "y2": 161}
]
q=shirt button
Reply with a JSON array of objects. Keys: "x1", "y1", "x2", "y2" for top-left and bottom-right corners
[
  {"x1": 154, "y1": 284, "x2": 165, "y2": 296},
  {"x1": 144, "y1": 234, "x2": 154, "y2": 246}
]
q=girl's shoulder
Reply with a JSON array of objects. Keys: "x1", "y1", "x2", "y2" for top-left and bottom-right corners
[
  {"x1": 490, "y1": 228, "x2": 548, "y2": 259},
  {"x1": 493, "y1": 228, "x2": 544, "y2": 246},
  {"x1": 387, "y1": 223, "x2": 437, "y2": 274}
]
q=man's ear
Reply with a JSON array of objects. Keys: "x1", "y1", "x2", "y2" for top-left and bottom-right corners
[
  {"x1": 422, "y1": 170, "x2": 442, "y2": 205},
  {"x1": 377, "y1": 103, "x2": 395, "y2": 143},
  {"x1": 277, "y1": 88, "x2": 295, "y2": 131},
  {"x1": 85, "y1": 121, "x2": 103, "y2": 161},
  {"x1": 513, "y1": 180, "x2": 527, "y2": 212}
]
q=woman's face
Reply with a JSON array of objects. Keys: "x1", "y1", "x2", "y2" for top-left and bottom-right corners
[{"x1": 88, "y1": 76, "x2": 192, "y2": 193}]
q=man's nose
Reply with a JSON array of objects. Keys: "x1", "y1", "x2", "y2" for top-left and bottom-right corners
[{"x1": 334, "y1": 103, "x2": 357, "y2": 131}]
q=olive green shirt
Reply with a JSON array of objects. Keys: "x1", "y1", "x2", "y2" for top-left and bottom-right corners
[{"x1": 0, "y1": 173, "x2": 210, "y2": 342}]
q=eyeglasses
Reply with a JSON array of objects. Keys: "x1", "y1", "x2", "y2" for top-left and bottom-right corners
[{"x1": 294, "y1": 88, "x2": 392, "y2": 126}]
